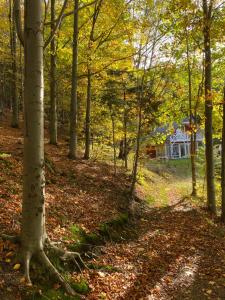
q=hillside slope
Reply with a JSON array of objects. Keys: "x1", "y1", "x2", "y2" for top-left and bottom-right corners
[{"x1": 1, "y1": 122, "x2": 225, "y2": 300}]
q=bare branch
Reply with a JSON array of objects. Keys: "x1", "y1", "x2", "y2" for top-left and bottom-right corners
[
  {"x1": 14, "y1": 0, "x2": 24, "y2": 46},
  {"x1": 44, "y1": 0, "x2": 69, "y2": 49},
  {"x1": 44, "y1": 0, "x2": 98, "y2": 26}
]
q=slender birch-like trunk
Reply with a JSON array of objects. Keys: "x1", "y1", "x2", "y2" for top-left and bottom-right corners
[
  {"x1": 84, "y1": 67, "x2": 91, "y2": 159},
  {"x1": 123, "y1": 90, "x2": 128, "y2": 169},
  {"x1": 221, "y1": 80, "x2": 225, "y2": 222},
  {"x1": 9, "y1": 0, "x2": 19, "y2": 127},
  {"x1": 49, "y1": 0, "x2": 58, "y2": 144},
  {"x1": 69, "y1": 0, "x2": 79, "y2": 158},
  {"x1": 185, "y1": 30, "x2": 197, "y2": 196}
]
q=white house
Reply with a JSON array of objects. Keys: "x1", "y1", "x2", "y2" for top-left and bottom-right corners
[{"x1": 146, "y1": 118, "x2": 204, "y2": 159}]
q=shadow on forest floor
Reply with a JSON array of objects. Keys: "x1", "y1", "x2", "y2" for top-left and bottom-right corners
[
  {"x1": 118, "y1": 201, "x2": 225, "y2": 300},
  {"x1": 0, "y1": 122, "x2": 225, "y2": 299}
]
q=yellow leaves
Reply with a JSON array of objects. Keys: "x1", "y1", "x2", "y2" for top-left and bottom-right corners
[
  {"x1": 13, "y1": 263, "x2": 21, "y2": 270},
  {"x1": 99, "y1": 292, "x2": 107, "y2": 299},
  {"x1": 5, "y1": 258, "x2": 11, "y2": 263}
]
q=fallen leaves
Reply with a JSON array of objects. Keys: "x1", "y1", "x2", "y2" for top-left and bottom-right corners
[{"x1": 1, "y1": 124, "x2": 225, "y2": 299}]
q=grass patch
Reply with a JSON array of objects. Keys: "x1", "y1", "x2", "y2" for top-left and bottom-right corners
[
  {"x1": 136, "y1": 160, "x2": 191, "y2": 207},
  {"x1": 143, "y1": 158, "x2": 192, "y2": 178}
]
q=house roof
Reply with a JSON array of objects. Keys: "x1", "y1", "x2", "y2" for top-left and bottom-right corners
[{"x1": 148, "y1": 117, "x2": 203, "y2": 144}]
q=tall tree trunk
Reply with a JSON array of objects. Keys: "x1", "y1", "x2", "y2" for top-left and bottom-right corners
[
  {"x1": 221, "y1": 80, "x2": 225, "y2": 222},
  {"x1": 49, "y1": 0, "x2": 57, "y2": 144},
  {"x1": 130, "y1": 91, "x2": 142, "y2": 197},
  {"x1": 84, "y1": 67, "x2": 91, "y2": 159},
  {"x1": 203, "y1": 0, "x2": 216, "y2": 213},
  {"x1": 69, "y1": 0, "x2": 79, "y2": 158},
  {"x1": 185, "y1": 30, "x2": 197, "y2": 196},
  {"x1": 123, "y1": 90, "x2": 128, "y2": 169},
  {"x1": 9, "y1": 0, "x2": 19, "y2": 127},
  {"x1": 84, "y1": 0, "x2": 102, "y2": 159},
  {"x1": 190, "y1": 132, "x2": 197, "y2": 195},
  {"x1": 22, "y1": 0, "x2": 46, "y2": 281},
  {"x1": 20, "y1": 2, "x2": 78, "y2": 293},
  {"x1": 110, "y1": 110, "x2": 116, "y2": 175},
  {"x1": 19, "y1": 43, "x2": 23, "y2": 113}
]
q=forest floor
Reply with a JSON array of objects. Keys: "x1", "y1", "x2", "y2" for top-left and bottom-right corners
[{"x1": 1, "y1": 120, "x2": 225, "y2": 299}]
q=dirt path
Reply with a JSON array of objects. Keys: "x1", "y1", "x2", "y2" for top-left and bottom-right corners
[{"x1": 83, "y1": 198, "x2": 225, "y2": 300}]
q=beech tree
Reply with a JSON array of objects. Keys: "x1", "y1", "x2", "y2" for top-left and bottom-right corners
[
  {"x1": 21, "y1": 0, "x2": 46, "y2": 282},
  {"x1": 69, "y1": 0, "x2": 79, "y2": 159},
  {"x1": 13, "y1": 0, "x2": 84, "y2": 294}
]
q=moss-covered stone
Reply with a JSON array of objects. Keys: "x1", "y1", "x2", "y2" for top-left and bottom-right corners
[{"x1": 71, "y1": 279, "x2": 90, "y2": 295}]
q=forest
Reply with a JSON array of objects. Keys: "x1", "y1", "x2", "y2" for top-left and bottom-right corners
[{"x1": 1, "y1": 0, "x2": 225, "y2": 299}]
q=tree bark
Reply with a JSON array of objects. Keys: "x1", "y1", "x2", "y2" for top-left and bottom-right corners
[
  {"x1": 84, "y1": 67, "x2": 91, "y2": 159},
  {"x1": 49, "y1": 0, "x2": 58, "y2": 145},
  {"x1": 124, "y1": 90, "x2": 128, "y2": 169},
  {"x1": 22, "y1": 0, "x2": 46, "y2": 282},
  {"x1": 9, "y1": 0, "x2": 19, "y2": 128},
  {"x1": 130, "y1": 87, "x2": 142, "y2": 196},
  {"x1": 69, "y1": 0, "x2": 79, "y2": 159},
  {"x1": 203, "y1": 0, "x2": 216, "y2": 213},
  {"x1": 110, "y1": 110, "x2": 116, "y2": 175},
  {"x1": 19, "y1": 43, "x2": 23, "y2": 113},
  {"x1": 185, "y1": 29, "x2": 197, "y2": 196},
  {"x1": 84, "y1": 0, "x2": 102, "y2": 159},
  {"x1": 221, "y1": 80, "x2": 225, "y2": 222}
]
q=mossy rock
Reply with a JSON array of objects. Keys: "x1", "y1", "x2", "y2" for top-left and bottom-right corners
[
  {"x1": 106, "y1": 213, "x2": 129, "y2": 228},
  {"x1": 82, "y1": 232, "x2": 103, "y2": 245},
  {"x1": 98, "y1": 213, "x2": 129, "y2": 240},
  {"x1": 71, "y1": 279, "x2": 90, "y2": 295},
  {"x1": 69, "y1": 224, "x2": 103, "y2": 252}
]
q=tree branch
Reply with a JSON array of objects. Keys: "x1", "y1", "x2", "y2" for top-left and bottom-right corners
[
  {"x1": 44, "y1": 0, "x2": 98, "y2": 26},
  {"x1": 44, "y1": 0, "x2": 69, "y2": 49},
  {"x1": 14, "y1": 0, "x2": 24, "y2": 47}
]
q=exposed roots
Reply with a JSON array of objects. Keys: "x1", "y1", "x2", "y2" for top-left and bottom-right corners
[
  {"x1": 38, "y1": 250, "x2": 82, "y2": 297},
  {"x1": 2, "y1": 235, "x2": 86, "y2": 297},
  {"x1": 23, "y1": 251, "x2": 32, "y2": 284},
  {"x1": 61, "y1": 251, "x2": 87, "y2": 270},
  {"x1": 46, "y1": 239, "x2": 87, "y2": 270}
]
